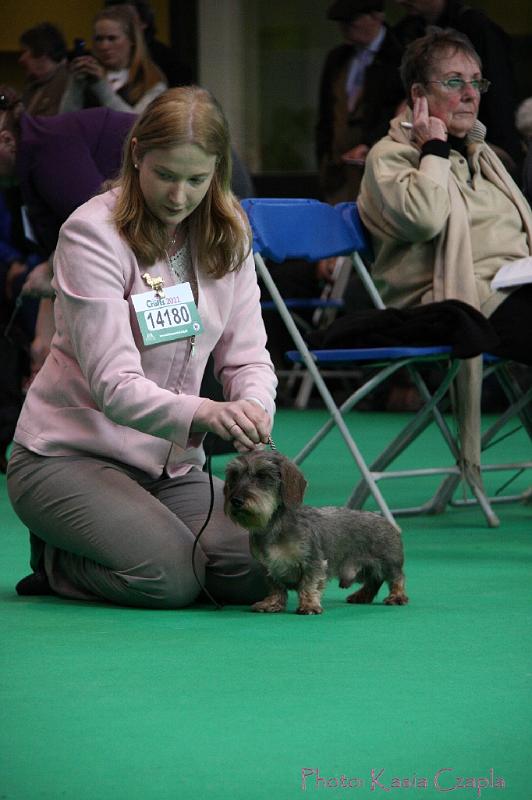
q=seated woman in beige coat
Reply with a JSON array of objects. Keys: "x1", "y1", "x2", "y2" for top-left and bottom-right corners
[
  {"x1": 7, "y1": 87, "x2": 277, "y2": 609},
  {"x1": 357, "y1": 27, "x2": 532, "y2": 484}
]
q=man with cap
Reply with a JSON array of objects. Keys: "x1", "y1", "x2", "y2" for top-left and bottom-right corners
[{"x1": 316, "y1": 0, "x2": 404, "y2": 203}]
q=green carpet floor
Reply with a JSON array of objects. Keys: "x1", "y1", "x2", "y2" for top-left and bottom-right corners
[{"x1": 1, "y1": 409, "x2": 530, "y2": 800}]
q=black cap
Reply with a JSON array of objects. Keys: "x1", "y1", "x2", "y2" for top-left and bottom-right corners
[{"x1": 327, "y1": 0, "x2": 385, "y2": 21}]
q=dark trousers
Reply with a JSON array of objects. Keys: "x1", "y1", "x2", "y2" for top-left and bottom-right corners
[{"x1": 489, "y1": 285, "x2": 532, "y2": 366}]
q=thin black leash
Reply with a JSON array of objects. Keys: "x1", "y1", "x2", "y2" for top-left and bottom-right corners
[
  {"x1": 4, "y1": 295, "x2": 23, "y2": 344},
  {"x1": 190, "y1": 434, "x2": 277, "y2": 610},
  {"x1": 191, "y1": 445, "x2": 223, "y2": 610}
]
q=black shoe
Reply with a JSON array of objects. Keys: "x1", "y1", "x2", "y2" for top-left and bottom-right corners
[{"x1": 16, "y1": 569, "x2": 54, "y2": 596}]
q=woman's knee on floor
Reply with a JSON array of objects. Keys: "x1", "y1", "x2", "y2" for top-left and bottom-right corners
[
  {"x1": 109, "y1": 534, "x2": 207, "y2": 609},
  {"x1": 115, "y1": 565, "x2": 203, "y2": 609},
  {"x1": 52, "y1": 528, "x2": 207, "y2": 609}
]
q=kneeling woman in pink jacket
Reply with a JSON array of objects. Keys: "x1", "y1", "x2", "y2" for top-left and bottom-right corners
[{"x1": 7, "y1": 86, "x2": 277, "y2": 609}]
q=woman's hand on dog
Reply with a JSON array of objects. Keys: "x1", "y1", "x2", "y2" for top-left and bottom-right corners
[{"x1": 191, "y1": 398, "x2": 271, "y2": 452}]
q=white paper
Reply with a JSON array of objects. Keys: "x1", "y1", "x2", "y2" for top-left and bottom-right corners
[
  {"x1": 491, "y1": 256, "x2": 532, "y2": 290},
  {"x1": 21, "y1": 206, "x2": 37, "y2": 243}
]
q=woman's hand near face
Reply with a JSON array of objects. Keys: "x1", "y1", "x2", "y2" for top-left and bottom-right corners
[
  {"x1": 69, "y1": 55, "x2": 106, "y2": 83},
  {"x1": 411, "y1": 96, "x2": 448, "y2": 146},
  {"x1": 341, "y1": 143, "x2": 369, "y2": 165},
  {"x1": 191, "y1": 398, "x2": 271, "y2": 453}
]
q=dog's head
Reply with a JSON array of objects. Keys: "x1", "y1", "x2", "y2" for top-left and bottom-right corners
[{"x1": 223, "y1": 450, "x2": 307, "y2": 531}]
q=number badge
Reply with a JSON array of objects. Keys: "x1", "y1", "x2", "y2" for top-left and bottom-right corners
[{"x1": 132, "y1": 282, "x2": 203, "y2": 346}]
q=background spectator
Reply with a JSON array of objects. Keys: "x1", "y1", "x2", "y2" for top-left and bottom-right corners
[
  {"x1": 18, "y1": 22, "x2": 69, "y2": 116},
  {"x1": 516, "y1": 96, "x2": 532, "y2": 203},
  {"x1": 104, "y1": 0, "x2": 193, "y2": 87},
  {"x1": 358, "y1": 29, "x2": 532, "y2": 472},
  {"x1": 516, "y1": 96, "x2": 532, "y2": 145},
  {"x1": 0, "y1": 185, "x2": 42, "y2": 471},
  {"x1": 316, "y1": 0, "x2": 404, "y2": 203},
  {"x1": 0, "y1": 86, "x2": 135, "y2": 380},
  {"x1": 60, "y1": 5, "x2": 167, "y2": 114}
]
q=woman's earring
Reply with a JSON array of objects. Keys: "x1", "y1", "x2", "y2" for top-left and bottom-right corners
[{"x1": 134, "y1": 163, "x2": 139, "y2": 169}]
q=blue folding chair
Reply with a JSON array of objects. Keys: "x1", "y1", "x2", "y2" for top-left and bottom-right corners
[
  {"x1": 242, "y1": 197, "x2": 498, "y2": 530},
  {"x1": 260, "y1": 244, "x2": 353, "y2": 409}
]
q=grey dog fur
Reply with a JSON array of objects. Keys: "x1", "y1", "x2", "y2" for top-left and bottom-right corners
[{"x1": 223, "y1": 450, "x2": 408, "y2": 614}]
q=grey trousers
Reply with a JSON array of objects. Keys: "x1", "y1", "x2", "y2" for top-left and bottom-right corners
[{"x1": 7, "y1": 444, "x2": 268, "y2": 609}]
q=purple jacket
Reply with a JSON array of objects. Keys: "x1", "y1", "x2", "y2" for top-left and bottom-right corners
[
  {"x1": 17, "y1": 108, "x2": 135, "y2": 256},
  {"x1": 14, "y1": 190, "x2": 277, "y2": 477}
]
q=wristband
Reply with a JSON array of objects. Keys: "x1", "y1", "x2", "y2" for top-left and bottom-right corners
[{"x1": 421, "y1": 139, "x2": 451, "y2": 159}]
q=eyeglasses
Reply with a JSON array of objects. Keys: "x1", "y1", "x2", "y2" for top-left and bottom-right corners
[{"x1": 426, "y1": 78, "x2": 491, "y2": 95}]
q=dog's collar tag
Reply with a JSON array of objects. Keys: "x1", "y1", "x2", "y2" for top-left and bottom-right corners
[{"x1": 131, "y1": 281, "x2": 203, "y2": 346}]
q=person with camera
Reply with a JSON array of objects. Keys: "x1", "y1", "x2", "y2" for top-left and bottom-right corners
[
  {"x1": 60, "y1": 4, "x2": 167, "y2": 115},
  {"x1": 7, "y1": 86, "x2": 277, "y2": 609},
  {"x1": 103, "y1": 0, "x2": 194, "y2": 88}
]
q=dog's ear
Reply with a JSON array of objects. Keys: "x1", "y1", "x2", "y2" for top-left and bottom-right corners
[{"x1": 279, "y1": 456, "x2": 307, "y2": 507}]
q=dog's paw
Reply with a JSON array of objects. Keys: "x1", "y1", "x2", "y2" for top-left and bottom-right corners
[
  {"x1": 383, "y1": 592, "x2": 409, "y2": 606},
  {"x1": 296, "y1": 605, "x2": 323, "y2": 615},
  {"x1": 346, "y1": 588, "x2": 375, "y2": 604},
  {"x1": 251, "y1": 599, "x2": 286, "y2": 613}
]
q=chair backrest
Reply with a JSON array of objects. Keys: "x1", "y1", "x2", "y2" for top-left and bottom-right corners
[
  {"x1": 335, "y1": 202, "x2": 373, "y2": 259},
  {"x1": 241, "y1": 198, "x2": 368, "y2": 263}
]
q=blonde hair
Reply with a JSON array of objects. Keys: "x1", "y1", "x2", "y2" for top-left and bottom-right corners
[
  {"x1": 112, "y1": 86, "x2": 251, "y2": 276},
  {"x1": 93, "y1": 6, "x2": 164, "y2": 105}
]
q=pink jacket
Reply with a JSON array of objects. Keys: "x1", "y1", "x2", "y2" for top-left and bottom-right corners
[{"x1": 14, "y1": 190, "x2": 277, "y2": 477}]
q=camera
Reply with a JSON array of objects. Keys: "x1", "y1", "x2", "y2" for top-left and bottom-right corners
[{"x1": 72, "y1": 38, "x2": 87, "y2": 59}]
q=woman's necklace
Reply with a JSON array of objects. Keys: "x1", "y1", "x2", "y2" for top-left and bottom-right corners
[{"x1": 168, "y1": 237, "x2": 191, "y2": 284}]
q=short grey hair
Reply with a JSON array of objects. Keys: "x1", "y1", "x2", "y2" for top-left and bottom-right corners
[{"x1": 400, "y1": 27, "x2": 482, "y2": 100}]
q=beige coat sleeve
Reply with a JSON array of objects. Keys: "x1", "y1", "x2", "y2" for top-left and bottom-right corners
[{"x1": 359, "y1": 139, "x2": 453, "y2": 243}]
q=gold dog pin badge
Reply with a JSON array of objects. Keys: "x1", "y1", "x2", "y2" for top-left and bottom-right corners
[{"x1": 142, "y1": 273, "x2": 165, "y2": 298}]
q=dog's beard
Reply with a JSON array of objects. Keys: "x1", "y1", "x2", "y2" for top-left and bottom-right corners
[{"x1": 224, "y1": 489, "x2": 279, "y2": 531}]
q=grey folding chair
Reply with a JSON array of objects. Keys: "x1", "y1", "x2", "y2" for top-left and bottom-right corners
[{"x1": 261, "y1": 254, "x2": 355, "y2": 409}]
